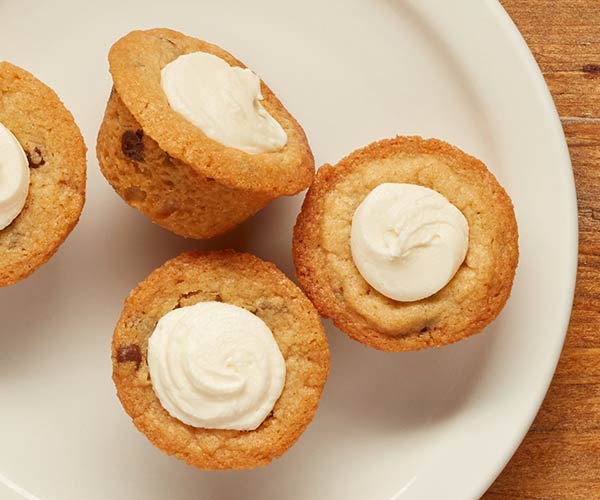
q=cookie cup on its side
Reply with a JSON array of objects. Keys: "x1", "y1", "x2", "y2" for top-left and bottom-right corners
[
  {"x1": 293, "y1": 136, "x2": 518, "y2": 352},
  {"x1": 112, "y1": 250, "x2": 329, "y2": 470},
  {"x1": 97, "y1": 28, "x2": 314, "y2": 239}
]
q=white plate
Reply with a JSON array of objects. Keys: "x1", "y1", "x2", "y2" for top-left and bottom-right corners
[{"x1": 0, "y1": 0, "x2": 577, "y2": 499}]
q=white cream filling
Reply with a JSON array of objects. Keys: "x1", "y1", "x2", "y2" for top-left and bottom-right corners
[
  {"x1": 148, "y1": 301, "x2": 286, "y2": 430},
  {"x1": 351, "y1": 183, "x2": 469, "y2": 301},
  {"x1": 161, "y1": 52, "x2": 287, "y2": 154},
  {"x1": 0, "y1": 122, "x2": 29, "y2": 230}
]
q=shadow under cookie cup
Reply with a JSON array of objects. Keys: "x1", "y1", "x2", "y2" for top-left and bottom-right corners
[
  {"x1": 112, "y1": 250, "x2": 330, "y2": 470},
  {"x1": 293, "y1": 136, "x2": 519, "y2": 352},
  {"x1": 97, "y1": 28, "x2": 315, "y2": 239}
]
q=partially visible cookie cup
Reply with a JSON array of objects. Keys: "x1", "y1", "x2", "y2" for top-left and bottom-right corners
[
  {"x1": 97, "y1": 28, "x2": 314, "y2": 239},
  {"x1": 0, "y1": 62, "x2": 86, "y2": 287},
  {"x1": 293, "y1": 136, "x2": 519, "y2": 352},
  {"x1": 112, "y1": 250, "x2": 329, "y2": 470}
]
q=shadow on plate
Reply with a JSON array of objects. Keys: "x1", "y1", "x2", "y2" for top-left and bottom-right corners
[{"x1": 320, "y1": 320, "x2": 497, "y2": 433}]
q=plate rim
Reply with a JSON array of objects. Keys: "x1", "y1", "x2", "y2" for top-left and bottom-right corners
[
  {"x1": 0, "y1": 1, "x2": 579, "y2": 499},
  {"x1": 471, "y1": 0, "x2": 578, "y2": 497}
]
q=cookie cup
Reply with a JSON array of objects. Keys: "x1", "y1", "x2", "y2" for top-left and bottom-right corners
[
  {"x1": 97, "y1": 28, "x2": 314, "y2": 239},
  {"x1": 0, "y1": 62, "x2": 86, "y2": 287},
  {"x1": 112, "y1": 250, "x2": 329, "y2": 469},
  {"x1": 293, "y1": 136, "x2": 518, "y2": 351}
]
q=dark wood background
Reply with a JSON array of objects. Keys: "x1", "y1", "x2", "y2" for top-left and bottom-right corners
[{"x1": 484, "y1": 1, "x2": 600, "y2": 498}]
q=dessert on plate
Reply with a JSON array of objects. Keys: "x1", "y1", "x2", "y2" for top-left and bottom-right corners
[
  {"x1": 0, "y1": 62, "x2": 86, "y2": 287},
  {"x1": 112, "y1": 250, "x2": 329, "y2": 469},
  {"x1": 97, "y1": 28, "x2": 314, "y2": 239},
  {"x1": 293, "y1": 136, "x2": 518, "y2": 351}
]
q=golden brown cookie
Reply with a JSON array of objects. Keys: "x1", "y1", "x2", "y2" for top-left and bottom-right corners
[
  {"x1": 293, "y1": 136, "x2": 518, "y2": 352},
  {"x1": 97, "y1": 28, "x2": 314, "y2": 239},
  {"x1": 0, "y1": 62, "x2": 86, "y2": 287},
  {"x1": 112, "y1": 250, "x2": 330, "y2": 470}
]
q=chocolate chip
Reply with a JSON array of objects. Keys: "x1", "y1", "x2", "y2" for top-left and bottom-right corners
[
  {"x1": 582, "y1": 63, "x2": 600, "y2": 75},
  {"x1": 121, "y1": 130, "x2": 144, "y2": 161},
  {"x1": 116, "y1": 344, "x2": 142, "y2": 369},
  {"x1": 420, "y1": 326, "x2": 430, "y2": 334},
  {"x1": 26, "y1": 147, "x2": 45, "y2": 168}
]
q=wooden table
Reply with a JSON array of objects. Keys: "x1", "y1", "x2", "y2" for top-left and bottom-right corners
[{"x1": 484, "y1": 1, "x2": 600, "y2": 498}]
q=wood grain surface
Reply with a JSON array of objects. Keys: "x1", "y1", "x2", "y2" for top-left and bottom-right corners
[{"x1": 484, "y1": 1, "x2": 600, "y2": 499}]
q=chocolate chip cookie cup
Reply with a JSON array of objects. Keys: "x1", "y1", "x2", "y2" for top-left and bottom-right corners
[
  {"x1": 97, "y1": 28, "x2": 314, "y2": 239},
  {"x1": 112, "y1": 250, "x2": 329, "y2": 470},
  {"x1": 0, "y1": 62, "x2": 86, "y2": 287},
  {"x1": 293, "y1": 136, "x2": 518, "y2": 352}
]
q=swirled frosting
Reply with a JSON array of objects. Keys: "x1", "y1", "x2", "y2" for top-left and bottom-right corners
[
  {"x1": 147, "y1": 301, "x2": 286, "y2": 430},
  {"x1": 350, "y1": 183, "x2": 469, "y2": 301}
]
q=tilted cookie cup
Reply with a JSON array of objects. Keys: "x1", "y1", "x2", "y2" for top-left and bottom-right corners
[
  {"x1": 0, "y1": 62, "x2": 86, "y2": 287},
  {"x1": 112, "y1": 250, "x2": 329, "y2": 470},
  {"x1": 97, "y1": 28, "x2": 314, "y2": 239},
  {"x1": 293, "y1": 136, "x2": 519, "y2": 352}
]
